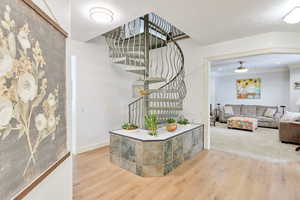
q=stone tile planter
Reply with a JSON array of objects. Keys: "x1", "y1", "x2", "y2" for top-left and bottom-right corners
[{"x1": 109, "y1": 124, "x2": 204, "y2": 177}]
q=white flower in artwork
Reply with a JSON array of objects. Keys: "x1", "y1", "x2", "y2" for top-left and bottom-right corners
[
  {"x1": 6, "y1": 5, "x2": 11, "y2": 13},
  {"x1": 17, "y1": 73, "x2": 38, "y2": 103},
  {"x1": 17, "y1": 24, "x2": 31, "y2": 50},
  {"x1": 4, "y1": 12, "x2": 10, "y2": 23},
  {"x1": 47, "y1": 93, "x2": 56, "y2": 107},
  {"x1": 0, "y1": 48, "x2": 13, "y2": 77},
  {"x1": 8, "y1": 32, "x2": 16, "y2": 58},
  {"x1": 35, "y1": 113, "x2": 47, "y2": 131},
  {"x1": 47, "y1": 114, "x2": 56, "y2": 130},
  {"x1": 0, "y1": 97, "x2": 13, "y2": 126}
]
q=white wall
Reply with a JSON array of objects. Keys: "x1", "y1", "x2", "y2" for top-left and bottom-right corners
[
  {"x1": 210, "y1": 74, "x2": 216, "y2": 109},
  {"x1": 213, "y1": 70, "x2": 290, "y2": 107},
  {"x1": 289, "y1": 65, "x2": 300, "y2": 112},
  {"x1": 23, "y1": 160, "x2": 72, "y2": 200},
  {"x1": 178, "y1": 39, "x2": 204, "y2": 123},
  {"x1": 71, "y1": 38, "x2": 136, "y2": 154},
  {"x1": 25, "y1": 1, "x2": 73, "y2": 200}
]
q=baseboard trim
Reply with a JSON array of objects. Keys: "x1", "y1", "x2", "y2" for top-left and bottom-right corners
[{"x1": 75, "y1": 141, "x2": 109, "y2": 155}]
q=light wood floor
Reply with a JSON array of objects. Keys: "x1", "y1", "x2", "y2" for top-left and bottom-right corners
[{"x1": 73, "y1": 147, "x2": 300, "y2": 200}]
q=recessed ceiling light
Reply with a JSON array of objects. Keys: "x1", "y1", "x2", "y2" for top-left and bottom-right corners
[
  {"x1": 283, "y1": 6, "x2": 300, "y2": 24},
  {"x1": 235, "y1": 61, "x2": 248, "y2": 73},
  {"x1": 89, "y1": 7, "x2": 114, "y2": 24}
]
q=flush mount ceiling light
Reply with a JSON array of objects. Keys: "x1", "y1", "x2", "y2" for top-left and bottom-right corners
[
  {"x1": 89, "y1": 7, "x2": 114, "y2": 24},
  {"x1": 283, "y1": 6, "x2": 300, "y2": 24},
  {"x1": 235, "y1": 61, "x2": 248, "y2": 73}
]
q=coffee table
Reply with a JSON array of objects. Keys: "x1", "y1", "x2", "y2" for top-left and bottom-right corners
[{"x1": 227, "y1": 117, "x2": 258, "y2": 132}]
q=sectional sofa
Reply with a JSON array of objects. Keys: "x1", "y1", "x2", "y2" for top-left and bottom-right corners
[{"x1": 219, "y1": 104, "x2": 281, "y2": 128}]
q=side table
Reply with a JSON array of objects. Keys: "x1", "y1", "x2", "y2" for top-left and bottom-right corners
[{"x1": 290, "y1": 122, "x2": 300, "y2": 151}]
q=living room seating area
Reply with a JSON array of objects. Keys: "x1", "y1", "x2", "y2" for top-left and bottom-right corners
[
  {"x1": 219, "y1": 104, "x2": 281, "y2": 128},
  {"x1": 209, "y1": 103, "x2": 300, "y2": 163}
]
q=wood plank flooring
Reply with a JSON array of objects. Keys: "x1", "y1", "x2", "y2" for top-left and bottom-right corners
[{"x1": 73, "y1": 147, "x2": 300, "y2": 200}]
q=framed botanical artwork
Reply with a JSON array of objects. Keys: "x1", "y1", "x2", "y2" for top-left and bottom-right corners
[
  {"x1": 0, "y1": 0, "x2": 69, "y2": 199},
  {"x1": 236, "y1": 78, "x2": 261, "y2": 99}
]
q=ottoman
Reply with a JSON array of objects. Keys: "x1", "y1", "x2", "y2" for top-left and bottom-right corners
[{"x1": 227, "y1": 117, "x2": 258, "y2": 132}]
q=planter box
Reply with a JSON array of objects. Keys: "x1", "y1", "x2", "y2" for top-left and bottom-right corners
[{"x1": 109, "y1": 124, "x2": 204, "y2": 177}]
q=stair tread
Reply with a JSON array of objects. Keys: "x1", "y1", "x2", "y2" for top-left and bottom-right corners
[
  {"x1": 146, "y1": 77, "x2": 166, "y2": 83},
  {"x1": 125, "y1": 66, "x2": 146, "y2": 70},
  {"x1": 113, "y1": 56, "x2": 145, "y2": 67},
  {"x1": 114, "y1": 62, "x2": 145, "y2": 67},
  {"x1": 113, "y1": 47, "x2": 145, "y2": 51},
  {"x1": 124, "y1": 67, "x2": 146, "y2": 75},
  {"x1": 126, "y1": 51, "x2": 145, "y2": 55},
  {"x1": 148, "y1": 89, "x2": 178, "y2": 93},
  {"x1": 156, "y1": 114, "x2": 178, "y2": 118},
  {"x1": 149, "y1": 106, "x2": 182, "y2": 110},
  {"x1": 110, "y1": 51, "x2": 145, "y2": 58},
  {"x1": 115, "y1": 44, "x2": 166, "y2": 50},
  {"x1": 147, "y1": 98, "x2": 180, "y2": 102},
  {"x1": 113, "y1": 56, "x2": 144, "y2": 61}
]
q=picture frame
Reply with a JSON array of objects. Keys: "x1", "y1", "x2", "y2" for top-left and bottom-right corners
[
  {"x1": 236, "y1": 78, "x2": 261, "y2": 99},
  {"x1": 0, "y1": 1, "x2": 69, "y2": 199}
]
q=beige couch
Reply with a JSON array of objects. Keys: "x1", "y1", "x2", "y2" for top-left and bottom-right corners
[{"x1": 219, "y1": 104, "x2": 281, "y2": 128}]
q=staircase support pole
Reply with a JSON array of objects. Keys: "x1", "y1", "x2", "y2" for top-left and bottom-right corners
[{"x1": 143, "y1": 14, "x2": 150, "y2": 127}]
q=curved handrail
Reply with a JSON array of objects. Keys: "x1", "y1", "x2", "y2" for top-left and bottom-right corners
[
  {"x1": 128, "y1": 19, "x2": 186, "y2": 126},
  {"x1": 104, "y1": 15, "x2": 186, "y2": 127},
  {"x1": 128, "y1": 19, "x2": 185, "y2": 105}
]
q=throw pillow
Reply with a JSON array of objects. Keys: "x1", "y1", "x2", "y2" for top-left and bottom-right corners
[
  {"x1": 263, "y1": 108, "x2": 277, "y2": 118},
  {"x1": 281, "y1": 111, "x2": 300, "y2": 122},
  {"x1": 224, "y1": 106, "x2": 234, "y2": 115}
]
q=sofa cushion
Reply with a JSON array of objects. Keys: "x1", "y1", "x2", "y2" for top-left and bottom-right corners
[
  {"x1": 263, "y1": 108, "x2": 277, "y2": 118},
  {"x1": 224, "y1": 106, "x2": 234, "y2": 115},
  {"x1": 257, "y1": 116, "x2": 275, "y2": 122},
  {"x1": 225, "y1": 104, "x2": 241, "y2": 115},
  {"x1": 241, "y1": 105, "x2": 257, "y2": 117},
  {"x1": 256, "y1": 106, "x2": 278, "y2": 116},
  {"x1": 256, "y1": 106, "x2": 268, "y2": 116},
  {"x1": 224, "y1": 114, "x2": 235, "y2": 119}
]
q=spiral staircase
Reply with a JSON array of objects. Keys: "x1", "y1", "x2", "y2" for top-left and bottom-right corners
[{"x1": 103, "y1": 13, "x2": 188, "y2": 128}]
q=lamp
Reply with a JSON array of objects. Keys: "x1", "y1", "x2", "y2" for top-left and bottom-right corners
[
  {"x1": 234, "y1": 61, "x2": 248, "y2": 73},
  {"x1": 280, "y1": 105, "x2": 287, "y2": 116},
  {"x1": 89, "y1": 7, "x2": 114, "y2": 24},
  {"x1": 216, "y1": 103, "x2": 221, "y2": 121},
  {"x1": 283, "y1": 6, "x2": 300, "y2": 24}
]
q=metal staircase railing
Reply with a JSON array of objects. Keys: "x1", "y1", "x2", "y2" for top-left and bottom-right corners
[{"x1": 103, "y1": 13, "x2": 187, "y2": 128}]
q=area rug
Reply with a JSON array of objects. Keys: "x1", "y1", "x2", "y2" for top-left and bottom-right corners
[{"x1": 211, "y1": 123, "x2": 300, "y2": 163}]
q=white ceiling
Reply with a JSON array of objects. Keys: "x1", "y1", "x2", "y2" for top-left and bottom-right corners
[
  {"x1": 211, "y1": 53, "x2": 300, "y2": 75},
  {"x1": 71, "y1": 0, "x2": 300, "y2": 44}
]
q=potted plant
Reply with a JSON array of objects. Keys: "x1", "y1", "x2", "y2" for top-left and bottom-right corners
[
  {"x1": 177, "y1": 118, "x2": 190, "y2": 126},
  {"x1": 122, "y1": 123, "x2": 139, "y2": 132},
  {"x1": 166, "y1": 118, "x2": 177, "y2": 132},
  {"x1": 145, "y1": 114, "x2": 158, "y2": 136},
  {"x1": 138, "y1": 89, "x2": 150, "y2": 96}
]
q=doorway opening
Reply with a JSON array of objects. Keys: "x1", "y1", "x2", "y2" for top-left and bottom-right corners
[{"x1": 207, "y1": 51, "x2": 300, "y2": 162}]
